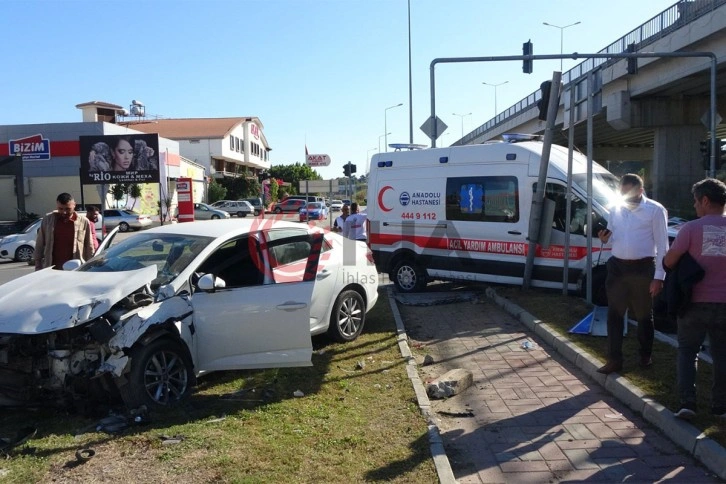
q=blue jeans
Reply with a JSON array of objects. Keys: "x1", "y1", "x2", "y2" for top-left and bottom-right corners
[{"x1": 677, "y1": 303, "x2": 726, "y2": 409}]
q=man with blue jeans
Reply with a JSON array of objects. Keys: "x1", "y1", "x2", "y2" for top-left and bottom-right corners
[{"x1": 664, "y1": 178, "x2": 726, "y2": 420}]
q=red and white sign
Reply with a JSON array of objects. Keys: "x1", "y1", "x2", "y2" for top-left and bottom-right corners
[
  {"x1": 176, "y1": 177, "x2": 194, "y2": 223},
  {"x1": 306, "y1": 154, "x2": 331, "y2": 167}
]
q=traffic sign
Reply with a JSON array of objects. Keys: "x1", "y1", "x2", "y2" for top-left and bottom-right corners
[
  {"x1": 306, "y1": 154, "x2": 331, "y2": 167},
  {"x1": 420, "y1": 116, "x2": 448, "y2": 141},
  {"x1": 299, "y1": 179, "x2": 339, "y2": 192}
]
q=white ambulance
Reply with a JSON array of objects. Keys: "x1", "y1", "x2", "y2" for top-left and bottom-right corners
[{"x1": 366, "y1": 135, "x2": 621, "y2": 302}]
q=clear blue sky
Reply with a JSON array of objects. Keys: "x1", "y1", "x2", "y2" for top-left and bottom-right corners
[{"x1": 3, "y1": 0, "x2": 676, "y2": 179}]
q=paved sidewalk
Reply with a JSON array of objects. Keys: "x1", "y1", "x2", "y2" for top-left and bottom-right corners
[{"x1": 392, "y1": 287, "x2": 722, "y2": 483}]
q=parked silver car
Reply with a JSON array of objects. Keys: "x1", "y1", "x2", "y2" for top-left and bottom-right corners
[
  {"x1": 194, "y1": 203, "x2": 231, "y2": 220},
  {"x1": 216, "y1": 200, "x2": 255, "y2": 217},
  {"x1": 103, "y1": 209, "x2": 153, "y2": 232}
]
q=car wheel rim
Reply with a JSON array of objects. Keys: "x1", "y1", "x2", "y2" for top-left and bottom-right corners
[
  {"x1": 144, "y1": 349, "x2": 188, "y2": 405},
  {"x1": 119, "y1": 223, "x2": 129, "y2": 232},
  {"x1": 17, "y1": 247, "x2": 33, "y2": 262},
  {"x1": 396, "y1": 265, "x2": 417, "y2": 291},
  {"x1": 337, "y1": 296, "x2": 363, "y2": 337}
]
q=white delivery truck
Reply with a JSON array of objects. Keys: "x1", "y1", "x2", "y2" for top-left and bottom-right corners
[{"x1": 366, "y1": 135, "x2": 621, "y2": 303}]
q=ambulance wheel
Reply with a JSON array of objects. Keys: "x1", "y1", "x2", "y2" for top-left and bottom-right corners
[{"x1": 392, "y1": 259, "x2": 427, "y2": 293}]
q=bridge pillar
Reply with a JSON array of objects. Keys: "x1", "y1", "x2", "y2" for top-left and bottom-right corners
[{"x1": 652, "y1": 125, "x2": 705, "y2": 218}]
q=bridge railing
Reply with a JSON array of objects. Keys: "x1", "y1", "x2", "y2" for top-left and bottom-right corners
[{"x1": 456, "y1": 0, "x2": 726, "y2": 146}]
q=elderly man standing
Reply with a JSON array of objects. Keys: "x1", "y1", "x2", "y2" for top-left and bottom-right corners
[{"x1": 34, "y1": 192, "x2": 95, "y2": 270}]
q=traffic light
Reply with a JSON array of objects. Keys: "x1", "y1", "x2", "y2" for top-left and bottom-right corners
[
  {"x1": 700, "y1": 140, "x2": 711, "y2": 170},
  {"x1": 522, "y1": 40, "x2": 533, "y2": 74},
  {"x1": 343, "y1": 162, "x2": 357, "y2": 177},
  {"x1": 537, "y1": 81, "x2": 552, "y2": 121},
  {"x1": 626, "y1": 43, "x2": 638, "y2": 75}
]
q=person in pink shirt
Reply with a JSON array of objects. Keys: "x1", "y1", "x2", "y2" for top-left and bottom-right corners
[{"x1": 664, "y1": 178, "x2": 726, "y2": 421}]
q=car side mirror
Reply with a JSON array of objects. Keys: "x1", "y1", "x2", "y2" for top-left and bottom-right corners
[
  {"x1": 197, "y1": 273, "x2": 227, "y2": 291},
  {"x1": 62, "y1": 259, "x2": 82, "y2": 271}
]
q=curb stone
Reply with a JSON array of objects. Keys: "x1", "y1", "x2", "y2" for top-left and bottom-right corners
[
  {"x1": 486, "y1": 287, "x2": 726, "y2": 481},
  {"x1": 386, "y1": 287, "x2": 457, "y2": 484}
]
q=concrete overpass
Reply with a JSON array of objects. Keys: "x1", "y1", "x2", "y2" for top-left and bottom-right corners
[{"x1": 454, "y1": 0, "x2": 726, "y2": 217}]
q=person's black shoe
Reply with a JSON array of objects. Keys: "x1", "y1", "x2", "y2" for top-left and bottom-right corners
[
  {"x1": 597, "y1": 360, "x2": 623, "y2": 374},
  {"x1": 674, "y1": 402, "x2": 697, "y2": 420},
  {"x1": 640, "y1": 355, "x2": 653, "y2": 368}
]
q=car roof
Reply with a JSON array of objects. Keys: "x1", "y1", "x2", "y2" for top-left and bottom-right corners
[{"x1": 141, "y1": 218, "x2": 304, "y2": 238}]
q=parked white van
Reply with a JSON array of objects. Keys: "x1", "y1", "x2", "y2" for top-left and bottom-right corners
[{"x1": 366, "y1": 136, "x2": 621, "y2": 303}]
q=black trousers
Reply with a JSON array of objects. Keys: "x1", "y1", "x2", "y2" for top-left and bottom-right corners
[{"x1": 605, "y1": 256, "x2": 656, "y2": 361}]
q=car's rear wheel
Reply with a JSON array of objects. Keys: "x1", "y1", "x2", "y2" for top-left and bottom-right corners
[
  {"x1": 392, "y1": 259, "x2": 427, "y2": 293},
  {"x1": 118, "y1": 338, "x2": 194, "y2": 409},
  {"x1": 274, "y1": 207, "x2": 282, "y2": 214},
  {"x1": 119, "y1": 222, "x2": 130, "y2": 232},
  {"x1": 237, "y1": 212, "x2": 247, "y2": 218},
  {"x1": 211, "y1": 214, "x2": 220, "y2": 220},
  {"x1": 328, "y1": 290, "x2": 365, "y2": 342},
  {"x1": 14, "y1": 245, "x2": 33, "y2": 262}
]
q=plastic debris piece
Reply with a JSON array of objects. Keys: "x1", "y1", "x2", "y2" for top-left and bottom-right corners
[
  {"x1": 521, "y1": 340, "x2": 537, "y2": 350},
  {"x1": 293, "y1": 390, "x2": 305, "y2": 397}
]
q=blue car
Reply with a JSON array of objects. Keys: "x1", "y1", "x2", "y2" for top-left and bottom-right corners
[{"x1": 299, "y1": 202, "x2": 329, "y2": 221}]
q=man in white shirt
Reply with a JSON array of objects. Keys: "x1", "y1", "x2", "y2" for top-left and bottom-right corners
[
  {"x1": 343, "y1": 203, "x2": 367, "y2": 241},
  {"x1": 596, "y1": 174, "x2": 669, "y2": 374}
]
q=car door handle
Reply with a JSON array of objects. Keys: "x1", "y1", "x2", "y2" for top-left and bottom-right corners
[
  {"x1": 317, "y1": 270, "x2": 331, "y2": 280},
  {"x1": 507, "y1": 230, "x2": 522, "y2": 235},
  {"x1": 277, "y1": 302, "x2": 308, "y2": 311}
]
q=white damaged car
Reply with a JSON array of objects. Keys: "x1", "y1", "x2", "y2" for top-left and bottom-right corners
[{"x1": 0, "y1": 219, "x2": 378, "y2": 409}]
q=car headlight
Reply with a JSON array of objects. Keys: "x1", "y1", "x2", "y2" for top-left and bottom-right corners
[{"x1": 0, "y1": 235, "x2": 17, "y2": 245}]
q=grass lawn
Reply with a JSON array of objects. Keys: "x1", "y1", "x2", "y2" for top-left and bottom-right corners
[
  {"x1": 494, "y1": 285, "x2": 726, "y2": 448},
  {"x1": 0, "y1": 287, "x2": 438, "y2": 483}
]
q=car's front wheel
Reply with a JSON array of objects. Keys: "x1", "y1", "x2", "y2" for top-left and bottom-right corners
[
  {"x1": 211, "y1": 214, "x2": 220, "y2": 220},
  {"x1": 392, "y1": 259, "x2": 427, "y2": 293},
  {"x1": 14, "y1": 245, "x2": 33, "y2": 262},
  {"x1": 328, "y1": 290, "x2": 365, "y2": 342},
  {"x1": 274, "y1": 207, "x2": 282, "y2": 214},
  {"x1": 118, "y1": 338, "x2": 194, "y2": 409},
  {"x1": 118, "y1": 222, "x2": 130, "y2": 232}
]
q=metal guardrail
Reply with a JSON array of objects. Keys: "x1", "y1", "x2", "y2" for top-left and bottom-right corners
[{"x1": 457, "y1": 0, "x2": 726, "y2": 145}]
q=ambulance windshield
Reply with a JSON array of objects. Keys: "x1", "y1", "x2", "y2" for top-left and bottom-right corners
[{"x1": 571, "y1": 173, "x2": 620, "y2": 208}]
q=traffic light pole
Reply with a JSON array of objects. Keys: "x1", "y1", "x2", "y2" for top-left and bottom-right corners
[{"x1": 427, "y1": 51, "x2": 718, "y2": 175}]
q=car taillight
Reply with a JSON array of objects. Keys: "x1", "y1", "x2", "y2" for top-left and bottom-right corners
[{"x1": 365, "y1": 247, "x2": 375, "y2": 265}]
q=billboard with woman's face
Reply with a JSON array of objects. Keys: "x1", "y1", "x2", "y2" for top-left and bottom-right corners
[{"x1": 79, "y1": 133, "x2": 160, "y2": 184}]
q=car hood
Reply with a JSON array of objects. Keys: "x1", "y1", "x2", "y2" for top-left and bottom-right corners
[{"x1": 0, "y1": 265, "x2": 157, "y2": 335}]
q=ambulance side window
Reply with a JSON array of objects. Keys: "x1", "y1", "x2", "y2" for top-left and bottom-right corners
[{"x1": 445, "y1": 176, "x2": 519, "y2": 223}]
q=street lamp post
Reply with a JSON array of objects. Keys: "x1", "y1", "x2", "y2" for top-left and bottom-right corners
[
  {"x1": 378, "y1": 132, "x2": 391, "y2": 153},
  {"x1": 452, "y1": 112, "x2": 472, "y2": 138},
  {"x1": 482, "y1": 81, "x2": 509, "y2": 117},
  {"x1": 543, "y1": 21, "x2": 581, "y2": 71},
  {"x1": 384, "y1": 103, "x2": 403, "y2": 152},
  {"x1": 366, "y1": 147, "x2": 377, "y2": 161}
]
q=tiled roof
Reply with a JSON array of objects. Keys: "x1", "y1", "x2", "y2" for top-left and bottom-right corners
[{"x1": 121, "y1": 117, "x2": 259, "y2": 139}]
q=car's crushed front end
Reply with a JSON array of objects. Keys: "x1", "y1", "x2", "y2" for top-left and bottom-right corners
[{"x1": 0, "y1": 266, "x2": 193, "y2": 409}]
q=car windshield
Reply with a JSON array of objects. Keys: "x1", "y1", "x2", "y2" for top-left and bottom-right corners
[
  {"x1": 306, "y1": 203, "x2": 323, "y2": 210},
  {"x1": 22, "y1": 220, "x2": 41, "y2": 234},
  {"x1": 79, "y1": 233, "x2": 214, "y2": 287}
]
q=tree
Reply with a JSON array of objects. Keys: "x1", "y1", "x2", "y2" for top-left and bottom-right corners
[
  {"x1": 127, "y1": 184, "x2": 142, "y2": 210},
  {"x1": 269, "y1": 163, "x2": 322, "y2": 195},
  {"x1": 219, "y1": 176, "x2": 260, "y2": 200},
  {"x1": 110, "y1": 184, "x2": 126, "y2": 208},
  {"x1": 208, "y1": 179, "x2": 227, "y2": 203},
  {"x1": 266, "y1": 179, "x2": 279, "y2": 205}
]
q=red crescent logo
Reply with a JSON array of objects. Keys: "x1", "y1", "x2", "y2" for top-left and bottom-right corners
[{"x1": 378, "y1": 185, "x2": 394, "y2": 212}]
